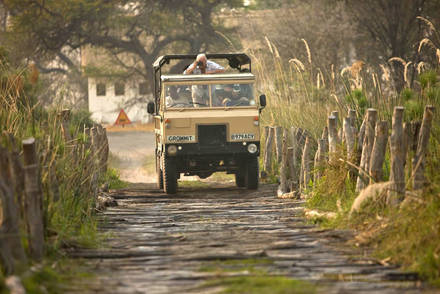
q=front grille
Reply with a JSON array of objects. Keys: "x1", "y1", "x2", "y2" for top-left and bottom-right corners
[{"x1": 198, "y1": 125, "x2": 226, "y2": 148}]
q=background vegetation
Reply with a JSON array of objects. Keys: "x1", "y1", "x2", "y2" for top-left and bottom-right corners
[{"x1": 1, "y1": 0, "x2": 440, "y2": 290}]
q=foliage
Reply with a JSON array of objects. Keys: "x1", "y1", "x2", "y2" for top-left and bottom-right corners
[
  {"x1": 103, "y1": 168, "x2": 127, "y2": 190},
  {"x1": 20, "y1": 260, "x2": 92, "y2": 294},
  {"x1": 1, "y1": 0, "x2": 243, "y2": 94},
  {"x1": 0, "y1": 48, "x2": 117, "y2": 289},
  {"x1": 254, "y1": 12, "x2": 440, "y2": 285}
]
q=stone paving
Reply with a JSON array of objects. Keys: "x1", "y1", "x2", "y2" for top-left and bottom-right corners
[{"x1": 73, "y1": 183, "x2": 430, "y2": 294}]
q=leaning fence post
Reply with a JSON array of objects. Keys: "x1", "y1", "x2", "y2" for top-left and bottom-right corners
[
  {"x1": 356, "y1": 108, "x2": 378, "y2": 192},
  {"x1": 288, "y1": 127, "x2": 298, "y2": 190},
  {"x1": 313, "y1": 138, "x2": 326, "y2": 184},
  {"x1": 278, "y1": 129, "x2": 289, "y2": 195},
  {"x1": 369, "y1": 120, "x2": 389, "y2": 183},
  {"x1": 22, "y1": 137, "x2": 44, "y2": 260},
  {"x1": 328, "y1": 115, "x2": 339, "y2": 161},
  {"x1": 388, "y1": 107, "x2": 406, "y2": 205},
  {"x1": 412, "y1": 105, "x2": 435, "y2": 190},
  {"x1": 263, "y1": 127, "x2": 274, "y2": 173},
  {"x1": 300, "y1": 137, "x2": 313, "y2": 193},
  {"x1": 275, "y1": 126, "x2": 283, "y2": 163}
]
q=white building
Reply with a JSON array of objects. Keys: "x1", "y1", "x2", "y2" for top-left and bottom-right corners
[{"x1": 88, "y1": 77, "x2": 152, "y2": 124}]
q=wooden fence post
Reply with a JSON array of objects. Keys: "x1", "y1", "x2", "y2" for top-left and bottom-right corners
[
  {"x1": 4, "y1": 132, "x2": 25, "y2": 216},
  {"x1": 356, "y1": 108, "x2": 377, "y2": 192},
  {"x1": 297, "y1": 128, "x2": 306, "y2": 189},
  {"x1": 328, "y1": 115, "x2": 339, "y2": 161},
  {"x1": 349, "y1": 109, "x2": 357, "y2": 128},
  {"x1": 321, "y1": 126, "x2": 329, "y2": 155},
  {"x1": 412, "y1": 105, "x2": 435, "y2": 190},
  {"x1": 300, "y1": 136, "x2": 313, "y2": 193},
  {"x1": 369, "y1": 120, "x2": 389, "y2": 183},
  {"x1": 278, "y1": 129, "x2": 289, "y2": 195},
  {"x1": 58, "y1": 109, "x2": 72, "y2": 142},
  {"x1": 343, "y1": 117, "x2": 356, "y2": 160},
  {"x1": 388, "y1": 107, "x2": 406, "y2": 205},
  {"x1": 0, "y1": 147, "x2": 26, "y2": 273},
  {"x1": 22, "y1": 137, "x2": 44, "y2": 260},
  {"x1": 274, "y1": 126, "x2": 283, "y2": 163},
  {"x1": 263, "y1": 127, "x2": 274, "y2": 173},
  {"x1": 288, "y1": 127, "x2": 298, "y2": 190},
  {"x1": 314, "y1": 138, "x2": 326, "y2": 184}
]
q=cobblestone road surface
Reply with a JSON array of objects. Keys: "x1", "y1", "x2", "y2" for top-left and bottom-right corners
[{"x1": 73, "y1": 183, "x2": 428, "y2": 294}]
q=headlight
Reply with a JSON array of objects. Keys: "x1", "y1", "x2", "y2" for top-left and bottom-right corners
[
  {"x1": 167, "y1": 145, "x2": 178, "y2": 156},
  {"x1": 247, "y1": 143, "x2": 258, "y2": 154}
]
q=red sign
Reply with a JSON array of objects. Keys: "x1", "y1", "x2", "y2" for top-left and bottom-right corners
[{"x1": 114, "y1": 109, "x2": 131, "y2": 125}]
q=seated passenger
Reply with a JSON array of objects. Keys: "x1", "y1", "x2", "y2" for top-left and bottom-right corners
[
  {"x1": 221, "y1": 84, "x2": 250, "y2": 106},
  {"x1": 165, "y1": 86, "x2": 191, "y2": 107}
]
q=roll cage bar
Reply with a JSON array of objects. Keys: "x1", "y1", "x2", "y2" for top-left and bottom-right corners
[{"x1": 152, "y1": 53, "x2": 252, "y2": 112}]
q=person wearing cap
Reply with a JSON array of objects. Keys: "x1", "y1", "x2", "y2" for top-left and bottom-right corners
[{"x1": 221, "y1": 84, "x2": 250, "y2": 106}]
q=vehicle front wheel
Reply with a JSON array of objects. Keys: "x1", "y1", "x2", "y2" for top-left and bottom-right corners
[
  {"x1": 235, "y1": 166, "x2": 245, "y2": 187},
  {"x1": 245, "y1": 157, "x2": 259, "y2": 190},
  {"x1": 163, "y1": 156, "x2": 178, "y2": 194}
]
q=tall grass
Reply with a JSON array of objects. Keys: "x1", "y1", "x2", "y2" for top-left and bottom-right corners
[
  {"x1": 1, "y1": 49, "x2": 107, "y2": 286},
  {"x1": 252, "y1": 26, "x2": 440, "y2": 284}
]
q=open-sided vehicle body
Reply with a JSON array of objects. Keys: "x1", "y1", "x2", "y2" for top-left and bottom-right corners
[{"x1": 148, "y1": 54, "x2": 266, "y2": 194}]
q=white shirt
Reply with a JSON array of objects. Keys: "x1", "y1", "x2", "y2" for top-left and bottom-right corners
[{"x1": 183, "y1": 60, "x2": 224, "y2": 74}]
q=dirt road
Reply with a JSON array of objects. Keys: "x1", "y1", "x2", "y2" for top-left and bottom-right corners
[
  {"x1": 107, "y1": 131, "x2": 156, "y2": 183},
  {"x1": 78, "y1": 131, "x2": 426, "y2": 293}
]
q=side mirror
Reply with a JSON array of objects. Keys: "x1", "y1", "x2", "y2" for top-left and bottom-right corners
[
  {"x1": 147, "y1": 101, "x2": 155, "y2": 114},
  {"x1": 259, "y1": 94, "x2": 266, "y2": 109}
]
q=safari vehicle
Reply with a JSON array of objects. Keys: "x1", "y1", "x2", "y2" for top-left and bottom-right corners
[{"x1": 147, "y1": 54, "x2": 266, "y2": 194}]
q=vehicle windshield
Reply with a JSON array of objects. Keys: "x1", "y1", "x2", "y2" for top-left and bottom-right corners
[{"x1": 165, "y1": 83, "x2": 255, "y2": 109}]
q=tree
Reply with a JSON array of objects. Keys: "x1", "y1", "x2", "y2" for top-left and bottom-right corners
[
  {"x1": 1, "y1": 0, "x2": 242, "y2": 100},
  {"x1": 345, "y1": 0, "x2": 440, "y2": 91}
]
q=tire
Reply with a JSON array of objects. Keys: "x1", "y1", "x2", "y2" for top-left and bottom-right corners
[
  {"x1": 245, "y1": 157, "x2": 259, "y2": 190},
  {"x1": 163, "y1": 156, "x2": 178, "y2": 194},
  {"x1": 235, "y1": 168, "x2": 245, "y2": 187},
  {"x1": 156, "y1": 156, "x2": 163, "y2": 190}
]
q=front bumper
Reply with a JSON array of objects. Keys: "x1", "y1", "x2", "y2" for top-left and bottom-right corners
[{"x1": 164, "y1": 141, "x2": 260, "y2": 157}]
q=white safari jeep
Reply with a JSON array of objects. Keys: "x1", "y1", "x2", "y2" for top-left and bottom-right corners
[{"x1": 147, "y1": 54, "x2": 266, "y2": 194}]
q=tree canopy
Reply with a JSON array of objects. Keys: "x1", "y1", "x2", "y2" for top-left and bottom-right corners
[{"x1": 1, "y1": 0, "x2": 242, "y2": 93}]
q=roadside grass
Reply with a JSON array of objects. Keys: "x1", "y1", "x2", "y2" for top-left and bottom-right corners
[
  {"x1": 103, "y1": 167, "x2": 128, "y2": 189},
  {"x1": 252, "y1": 31, "x2": 440, "y2": 286},
  {"x1": 0, "y1": 56, "x2": 123, "y2": 291},
  {"x1": 19, "y1": 259, "x2": 93, "y2": 294},
  {"x1": 198, "y1": 259, "x2": 316, "y2": 294}
]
